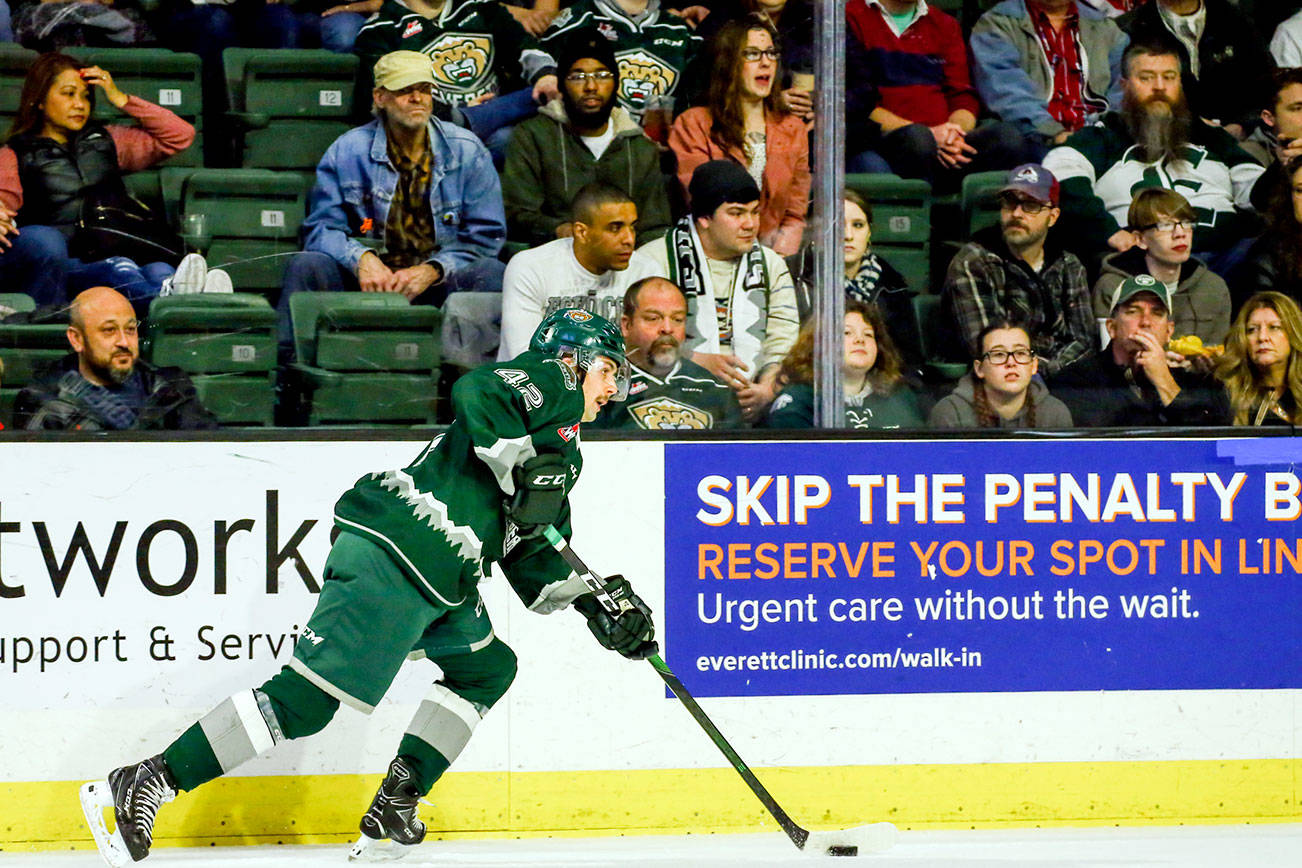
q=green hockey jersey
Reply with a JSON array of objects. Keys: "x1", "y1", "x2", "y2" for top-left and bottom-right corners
[
  {"x1": 590, "y1": 358, "x2": 742, "y2": 429},
  {"x1": 334, "y1": 351, "x2": 586, "y2": 613},
  {"x1": 541, "y1": 0, "x2": 701, "y2": 122},
  {"x1": 355, "y1": 0, "x2": 557, "y2": 105}
]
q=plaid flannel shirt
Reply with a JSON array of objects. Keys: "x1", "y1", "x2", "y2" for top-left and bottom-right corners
[{"x1": 941, "y1": 228, "x2": 1097, "y2": 377}]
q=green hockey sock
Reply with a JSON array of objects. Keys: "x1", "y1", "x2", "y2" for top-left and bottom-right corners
[
  {"x1": 162, "y1": 721, "x2": 224, "y2": 792},
  {"x1": 394, "y1": 737, "x2": 452, "y2": 796},
  {"x1": 162, "y1": 668, "x2": 338, "y2": 792}
]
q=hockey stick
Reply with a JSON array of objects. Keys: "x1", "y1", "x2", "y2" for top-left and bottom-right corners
[{"x1": 541, "y1": 525, "x2": 897, "y2": 857}]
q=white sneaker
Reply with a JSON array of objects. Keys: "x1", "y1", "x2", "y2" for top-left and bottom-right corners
[
  {"x1": 160, "y1": 253, "x2": 207, "y2": 297},
  {"x1": 203, "y1": 268, "x2": 234, "y2": 294}
]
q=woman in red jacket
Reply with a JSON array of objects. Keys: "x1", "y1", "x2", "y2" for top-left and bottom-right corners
[
  {"x1": 0, "y1": 52, "x2": 204, "y2": 313},
  {"x1": 669, "y1": 14, "x2": 810, "y2": 256}
]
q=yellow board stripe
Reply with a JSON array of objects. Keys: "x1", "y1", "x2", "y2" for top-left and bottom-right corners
[{"x1": 10, "y1": 759, "x2": 1298, "y2": 852}]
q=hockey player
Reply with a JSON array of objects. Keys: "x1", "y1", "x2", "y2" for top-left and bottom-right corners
[{"x1": 80, "y1": 309, "x2": 657, "y2": 866}]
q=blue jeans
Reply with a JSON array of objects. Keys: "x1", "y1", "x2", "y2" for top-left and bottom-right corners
[
  {"x1": 456, "y1": 88, "x2": 539, "y2": 169},
  {"x1": 0, "y1": 225, "x2": 173, "y2": 315},
  {"x1": 0, "y1": 1, "x2": 14, "y2": 42},
  {"x1": 277, "y1": 251, "x2": 506, "y2": 360},
  {"x1": 319, "y1": 10, "x2": 366, "y2": 53}
]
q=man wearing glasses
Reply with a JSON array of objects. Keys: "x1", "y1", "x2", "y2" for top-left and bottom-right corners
[
  {"x1": 942, "y1": 162, "x2": 1096, "y2": 377},
  {"x1": 1091, "y1": 187, "x2": 1231, "y2": 346},
  {"x1": 503, "y1": 31, "x2": 671, "y2": 247}
]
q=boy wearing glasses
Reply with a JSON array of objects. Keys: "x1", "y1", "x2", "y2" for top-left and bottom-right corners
[
  {"x1": 503, "y1": 31, "x2": 671, "y2": 247},
  {"x1": 1091, "y1": 187, "x2": 1231, "y2": 345},
  {"x1": 942, "y1": 163, "x2": 1096, "y2": 377}
]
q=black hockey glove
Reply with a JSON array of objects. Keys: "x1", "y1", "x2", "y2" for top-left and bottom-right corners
[
  {"x1": 507, "y1": 454, "x2": 569, "y2": 537},
  {"x1": 572, "y1": 575, "x2": 659, "y2": 660}
]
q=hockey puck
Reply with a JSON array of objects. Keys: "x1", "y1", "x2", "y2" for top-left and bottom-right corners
[{"x1": 827, "y1": 845, "x2": 859, "y2": 857}]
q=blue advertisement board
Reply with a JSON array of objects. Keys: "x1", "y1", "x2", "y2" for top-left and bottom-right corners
[{"x1": 663, "y1": 438, "x2": 1302, "y2": 698}]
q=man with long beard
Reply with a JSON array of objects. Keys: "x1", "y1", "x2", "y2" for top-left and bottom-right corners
[
  {"x1": 503, "y1": 31, "x2": 671, "y2": 247},
  {"x1": 1043, "y1": 39, "x2": 1267, "y2": 273}
]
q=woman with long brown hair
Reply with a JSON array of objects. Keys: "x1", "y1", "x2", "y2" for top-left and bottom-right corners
[
  {"x1": 1215, "y1": 291, "x2": 1302, "y2": 426},
  {"x1": 668, "y1": 14, "x2": 810, "y2": 256},
  {"x1": 764, "y1": 299, "x2": 925, "y2": 429},
  {"x1": 0, "y1": 52, "x2": 206, "y2": 313}
]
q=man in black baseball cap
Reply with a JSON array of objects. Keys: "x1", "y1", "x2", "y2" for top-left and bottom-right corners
[{"x1": 502, "y1": 28, "x2": 671, "y2": 246}]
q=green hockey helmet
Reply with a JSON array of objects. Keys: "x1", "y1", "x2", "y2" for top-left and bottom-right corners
[{"x1": 530, "y1": 308, "x2": 630, "y2": 401}]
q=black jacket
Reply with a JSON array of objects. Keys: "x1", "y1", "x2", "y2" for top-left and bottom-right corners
[
  {"x1": 13, "y1": 353, "x2": 218, "y2": 431},
  {"x1": 1230, "y1": 232, "x2": 1302, "y2": 314},
  {"x1": 1046, "y1": 347, "x2": 1230, "y2": 428},
  {"x1": 8, "y1": 122, "x2": 122, "y2": 234}
]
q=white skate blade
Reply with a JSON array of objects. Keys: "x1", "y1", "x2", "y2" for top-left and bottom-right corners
[
  {"x1": 79, "y1": 780, "x2": 132, "y2": 868},
  {"x1": 348, "y1": 834, "x2": 417, "y2": 862},
  {"x1": 804, "y1": 822, "x2": 899, "y2": 856}
]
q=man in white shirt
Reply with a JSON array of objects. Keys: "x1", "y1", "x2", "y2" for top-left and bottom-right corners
[
  {"x1": 635, "y1": 160, "x2": 799, "y2": 421},
  {"x1": 497, "y1": 183, "x2": 659, "y2": 359}
]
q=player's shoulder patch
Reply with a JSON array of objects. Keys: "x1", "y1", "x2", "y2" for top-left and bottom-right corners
[
  {"x1": 556, "y1": 421, "x2": 580, "y2": 441},
  {"x1": 770, "y1": 393, "x2": 794, "y2": 413},
  {"x1": 543, "y1": 357, "x2": 578, "y2": 391}
]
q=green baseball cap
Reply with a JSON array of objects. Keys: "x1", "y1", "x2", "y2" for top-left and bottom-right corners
[{"x1": 1109, "y1": 274, "x2": 1172, "y2": 315}]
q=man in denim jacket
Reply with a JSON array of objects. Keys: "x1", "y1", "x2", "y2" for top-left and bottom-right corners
[{"x1": 278, "y1": 50, "x2": 507, "y2": 359}]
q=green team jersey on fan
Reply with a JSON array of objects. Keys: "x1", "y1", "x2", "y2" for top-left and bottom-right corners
[
  {"x1": 333, "y1": 350, "x2": 586, "y2": 613},
  {"x1": 355, "y1": 0, "x2": 557, "y2": 105},
  {"x1": 590, "y1": 358, "x2": 743, "y2": 430},
  {"x1": 542, "y1": 0, "x2": 701, "y2": 122}
]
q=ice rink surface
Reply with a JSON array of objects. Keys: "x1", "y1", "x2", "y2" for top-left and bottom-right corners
[{"x1": 2, "y1": 825, "x2": 1299, "y2": 868}]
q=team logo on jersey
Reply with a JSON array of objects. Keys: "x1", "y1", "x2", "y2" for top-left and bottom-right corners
[
  {"x1": 628, "y1": 380, "x2": 649, "y2": 396},
  {"x1": 557, "y1": 421, "x2": 580, "y2": 441},
  {"x1": 616, "y1": 48, "x2": 678, "y2": 111},
  {"x1": 403, "y1": 19, "x2": 423, "y2": 38},
  {"x1": 629, "y1": 397, "x2": 712, "y2": 430},
  {"x1": 597, "y1": 21, "x2": 618, "y2": 41},
  {"x1": 544, "y1": 357, "x2": 579, "y2": 390},
  {"x1": 424, "y1": 33, "x2": 496, "y2": 101}
]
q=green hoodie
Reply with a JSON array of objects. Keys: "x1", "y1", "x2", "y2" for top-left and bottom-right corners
[{"x1": 502, "y1": 99, "x2": 671, "y2": 247}]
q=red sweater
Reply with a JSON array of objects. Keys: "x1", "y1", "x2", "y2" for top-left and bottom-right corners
[{"x1": 846, "y1": 0, "x2": 979, "y2": 127}]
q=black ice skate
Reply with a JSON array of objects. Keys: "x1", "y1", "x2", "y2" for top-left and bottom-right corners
[
  {"x1": 80, "y1": 755, "x2": 177, "y2": 866},
  {"x1": 348, "y1": 757, "x2": 428, "y2": 862}
]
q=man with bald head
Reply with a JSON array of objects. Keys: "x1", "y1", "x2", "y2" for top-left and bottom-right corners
[
  {"x1": 589, "y1": 276, "x2": 743, "y2": 430},
  {"x1": 13, "y1": 286, "x2": 217, "y2": 431}
]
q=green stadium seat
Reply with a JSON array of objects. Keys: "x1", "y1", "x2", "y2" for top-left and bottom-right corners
[
  {"x1": 961, "y1": 170, "x2": 1008, "y2": 240},
  {"x1": 289, "y1": 293, "x2": 442, "y2": 425},
  {"x1": 223, "y1": 49, "x2": 358, "y2": 170},
  {"x1": 0, "y1": 44, "x2": 37, "y2": 133},
  {"x1": 0, "y1": 300, "x2": 68, "y2": 429},
  {"x1": 847, "y1": 173, "x2": 933, "y2": 293},
  {"x1": 65, "y1": 48, "x2": 204, "y2": 169},
  {"x1": 912, "y1": 294, "x2": 970, "y2": 381},
  {"x1": 178, "y1": 169, "x2": 308, "y2": 297},
  {"x1": 144, "y1": 294, "x2": 279, "y2": 426}
]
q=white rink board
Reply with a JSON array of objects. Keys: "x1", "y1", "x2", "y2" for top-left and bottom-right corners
[{"x1": 0, "y1": 440, "x2": 1297, "y2": 785}]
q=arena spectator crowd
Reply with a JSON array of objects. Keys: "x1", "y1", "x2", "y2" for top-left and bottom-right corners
[{"x1": 2, "y1": 0, "x2": 1302, "y2": 432}]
